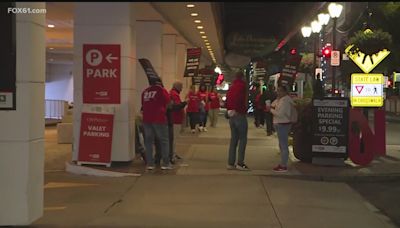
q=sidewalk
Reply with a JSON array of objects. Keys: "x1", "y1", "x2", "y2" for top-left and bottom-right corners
[{"x1": 34, "y1": 116, "x2": 400, "y2": 227}]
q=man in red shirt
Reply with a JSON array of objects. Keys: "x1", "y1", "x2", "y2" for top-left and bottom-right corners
[
  {"x1": 197, "y1": 84, "x2": 209, "y2": 132},
  {"x1": 186, "y1": 85, "x2": 200, "y2": 134},
  {"x1": 226, "y1": 71, "x2": 250, "y2": 171},
  {"x1": 141, "y1": 78, "x2": 172, "y2": 170},
  {"x1": 208, "y1": 87, "x2": 221, "y2": 127},
  {"x1": 168, "y1": 81, "x2": 187, "y2": 162}
]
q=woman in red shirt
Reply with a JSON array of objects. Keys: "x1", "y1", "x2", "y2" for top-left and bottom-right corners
[
  {"x1": 208, "y1": 87, "x2": 221, "y2": 127},
  {"x1": 197, "y1": 84, "x2": 209, "y2": 132},
  {"x1": 186, "y1": 85, "x2": 200, "y2": 134}
]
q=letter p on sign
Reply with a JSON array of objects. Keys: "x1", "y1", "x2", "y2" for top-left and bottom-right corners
[{"x1": 86, "y1": 49, "x2": 103, "y2": 67}]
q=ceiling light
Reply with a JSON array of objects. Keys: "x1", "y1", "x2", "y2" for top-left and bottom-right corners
[
  {"x1": 196, "y1": 26, "x2": 203, "y2": 29},
  {"x1": 190, "y1": 13, "x2": 198, "y2": 16},
  {"x1": 199, "y1": 31, "x2": 205, "y2": 34},
  {"x1": 205, "y1": 42, "x2": 210, "y2": 45},
  {"x1": 204, "y1": 39, "x2": 209, "y2": 42},
  {"x1": 49, "y1": 47, "x2": 54, "y2": 50},
  {"x1": 194, "y1": 20, "x2": 201, "y2": 23},
  {"x1": 186, "y1": 4, "x2": 195, "y2": 8},
  {"x1": 206, "y1": 46, "x2": 211, "y2": 49},
  {"x1": 201, "y1": 36, "x2": 207, "y2": 39},
  {"x1": 47, "y1": 24, "x2": 55, "y2": 28}
]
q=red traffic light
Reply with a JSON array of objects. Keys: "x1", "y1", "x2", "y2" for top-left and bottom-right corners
[
  {"x1": 290, "y1": 48, "x2": 297, "y2": 55},
  {"x1": 322, "y1": 46, "x2": 332, "y2": 58}
]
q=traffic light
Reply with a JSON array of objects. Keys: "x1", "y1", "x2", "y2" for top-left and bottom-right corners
[
  {"x1": 290, "y1": 48, "x2": 297, "y2": 55},
  {"x1": 216, "y1": 73, "x2": 224, "y2": 85},
  {"x1": 322, "y1": 46, "x2": 332, "y2": 58}
]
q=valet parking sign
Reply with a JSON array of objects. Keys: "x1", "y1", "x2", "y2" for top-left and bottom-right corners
[
  {"x1": 78, "y1": 112, "x2": 114, "y2": 167},
  {"x1": 83, "y1": 44, "x2": 120, "y2": 104}
]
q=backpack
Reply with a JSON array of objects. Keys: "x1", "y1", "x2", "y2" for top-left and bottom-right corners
[{"x1": 290, "y1": 102, "x2": 298, "y2": 123}]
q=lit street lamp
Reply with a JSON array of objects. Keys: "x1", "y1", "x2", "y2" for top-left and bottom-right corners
[
  {"x1": 301, "y1": 26, "x2": 312, "y2": 83},
  {"x1": 328, "y1": 3, "x2": 343, "y2": 96}
]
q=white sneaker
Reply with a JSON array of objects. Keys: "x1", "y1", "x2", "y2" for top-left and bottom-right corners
[
  {"x1": 226, "y1": 165, "x2": 235, "y2": 170},
  {"x1": 191, "y1": 129, "x2": 196, "y2": 134},
  {"x1": 203, "y1": 127, "x2": 208, "y2": 132},
  {"x1": 161, "y1": 165, "x2": 174, "y2": 170},
  {"x1": 198, "y1": 126, "x2": 204, "y2": 132},
  {"x1": 146, "y1": 166, "x2": 155, "y2": 170}
]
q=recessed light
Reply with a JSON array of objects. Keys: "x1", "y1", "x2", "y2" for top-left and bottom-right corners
[
  {"x1": 204, "y1": 39, "x2": 209, "y2": 42},
  {"x1": 194, "y1": 20, "x2": 201, "y2": 23},
  {"x1": 186, "y1": 4, "x2": 195, "y2": 8},
  {"x1": 206, "y1": 45, "x2": 211, "y2": 48},
  {"x1": 190, "y1": 13, "x2": 198, "y2": 16},
  {"x1": 205, "y1": 42, "x2": 210, "y2": 45},
  {"x1": 199, "y1": 31, "x2": 205, "y2": 34},
  {"x1": 201, "y1": 36, "x2": 207, "y2": 39},
  {"x1": 196, "y1": 26, "x2": 204, "y2": 29},
  {"x1": 47, "y1": 24, "x2": 55, "y2": 28},
  {"x1": 49, "y1": 47, "x2": 54, "y2": 50}
]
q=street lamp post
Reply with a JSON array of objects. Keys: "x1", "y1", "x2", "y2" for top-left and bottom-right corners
[
  {"x1": 301, "y1": 26, "x2": 312, "y2": 83},
  {"x1": 311, "y1": 20, "x2": 322, "y2": 80},
  {"x1": 328, "y1": 3, "x2": 343, "y2": 96}
]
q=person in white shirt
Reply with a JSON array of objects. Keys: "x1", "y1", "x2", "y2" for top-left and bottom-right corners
[{"x1": 269, "y1": 85, "x2": 294, "y2": 172}]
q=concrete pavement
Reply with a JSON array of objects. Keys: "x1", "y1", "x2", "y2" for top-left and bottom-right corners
[{"x1": 33, "y1": 115, "x2": 400, "y2": 227}]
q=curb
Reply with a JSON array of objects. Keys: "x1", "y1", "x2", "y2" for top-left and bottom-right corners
[
  {"x1": 263, "y1": 173, "x2": 400, "y2": 183},
  {"x1": 65, "y1": 162, "x2": 141, "y2": 177}
]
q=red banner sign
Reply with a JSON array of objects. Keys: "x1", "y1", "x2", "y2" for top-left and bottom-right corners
[
  {"x1": 83, "y1": 44, "x2": 120, "y2": 104},
  {"x1": 78, "y1": 112, "x2": 114, "y2": 165}
]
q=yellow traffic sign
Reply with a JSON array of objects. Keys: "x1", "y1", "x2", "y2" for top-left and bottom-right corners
[{"x1": 351, "y1": 73, "x2": 384, "y2": 107}]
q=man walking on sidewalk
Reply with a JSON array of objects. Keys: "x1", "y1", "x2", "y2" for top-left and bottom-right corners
[{"x1": 226, "y1": 71, "x2": 250, "y2": 171}]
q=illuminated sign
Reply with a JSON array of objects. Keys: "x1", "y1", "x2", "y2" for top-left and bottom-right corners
[
  {"x1": 345, "y1": 45, "x2": 390, "y2": 74},
  {"x1": 345, "y1": 29, "x2": 390, "y2": 73},
  {"x1": 350, "y1": 73, "x2": 383, "y2": 107}
]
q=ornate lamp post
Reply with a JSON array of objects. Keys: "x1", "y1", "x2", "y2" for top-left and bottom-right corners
[
  {"x1": 301, "y1": 26, "x2": 312, "y2": 83},
  {"x1": 318, "y1": 13, "x2": 330, "y2": 86},
  {"x1": 328, "y1": 3, "x2": 343, "y2": 96},
  {"x1": 311, "y1": 20, "x2": 322, "y2": 79}
]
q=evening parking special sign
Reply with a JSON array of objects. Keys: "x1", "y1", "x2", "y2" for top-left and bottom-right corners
[{"x1": 312, "y1": 98, "x2": 349, "y2": 158}]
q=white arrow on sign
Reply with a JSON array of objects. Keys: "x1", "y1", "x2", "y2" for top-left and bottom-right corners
[{"x1": 106, "y1": 53, "x2": 118, "y2": 63}]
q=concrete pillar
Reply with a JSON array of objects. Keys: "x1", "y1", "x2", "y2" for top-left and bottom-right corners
[
  {"x1": 135, "y1": 21, "x2": 163, "y2": 111},
  {"x1": 176, "y1": 43, "x2": 189, "y2": 96},
  {"x1": 72, "y1": 3, "x2": 136, "y2": 162},
  {"x1": 162, "y1": 34, "x2": 177, "y2": 91},
  {"x1": 0, "y1": 2, "x2": 46, "y2": 225}
]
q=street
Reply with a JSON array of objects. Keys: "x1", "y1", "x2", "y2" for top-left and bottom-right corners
[{"x1": 348, "y1": 119, "x2": 400, "y2": 227}]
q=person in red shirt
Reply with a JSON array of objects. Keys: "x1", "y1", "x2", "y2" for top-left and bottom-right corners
[
  {"x1": 141, "y1": 78, "x2": 172, "y2": 170},
  {"x1": 186, "y1": 85, "x2": 200, "y2": 134},
  {"x1": 208, "y1": 86, "x2": 221, "y2": 127},
  {"x1": 197, "y1": 84, "x2": 209, "y2": 132},
  {"x1": 226, "y1": 71, "x2": 250, "y2": 171},
  {"x1": 168, "y1": 81, "x2": 187, "y2": 162}
]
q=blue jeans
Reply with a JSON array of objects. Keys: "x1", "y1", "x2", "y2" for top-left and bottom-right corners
[
  {"x1": 228, "y1": 114, "x2": 248, "y2": 166},
  {"x1": 143, "y1": 123, "x2": 170, "y2": 166},
  {"x1": 274, "y1": 123, "x2": 291, "y2": 167}
]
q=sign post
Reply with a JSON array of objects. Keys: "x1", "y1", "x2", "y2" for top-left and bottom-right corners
[
  {"x1": 83, "y1": 44, "x2": 121, "y2": 104},
  {"x1": 311, "y1": 98, "x2": 349, "y2": 165}
]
